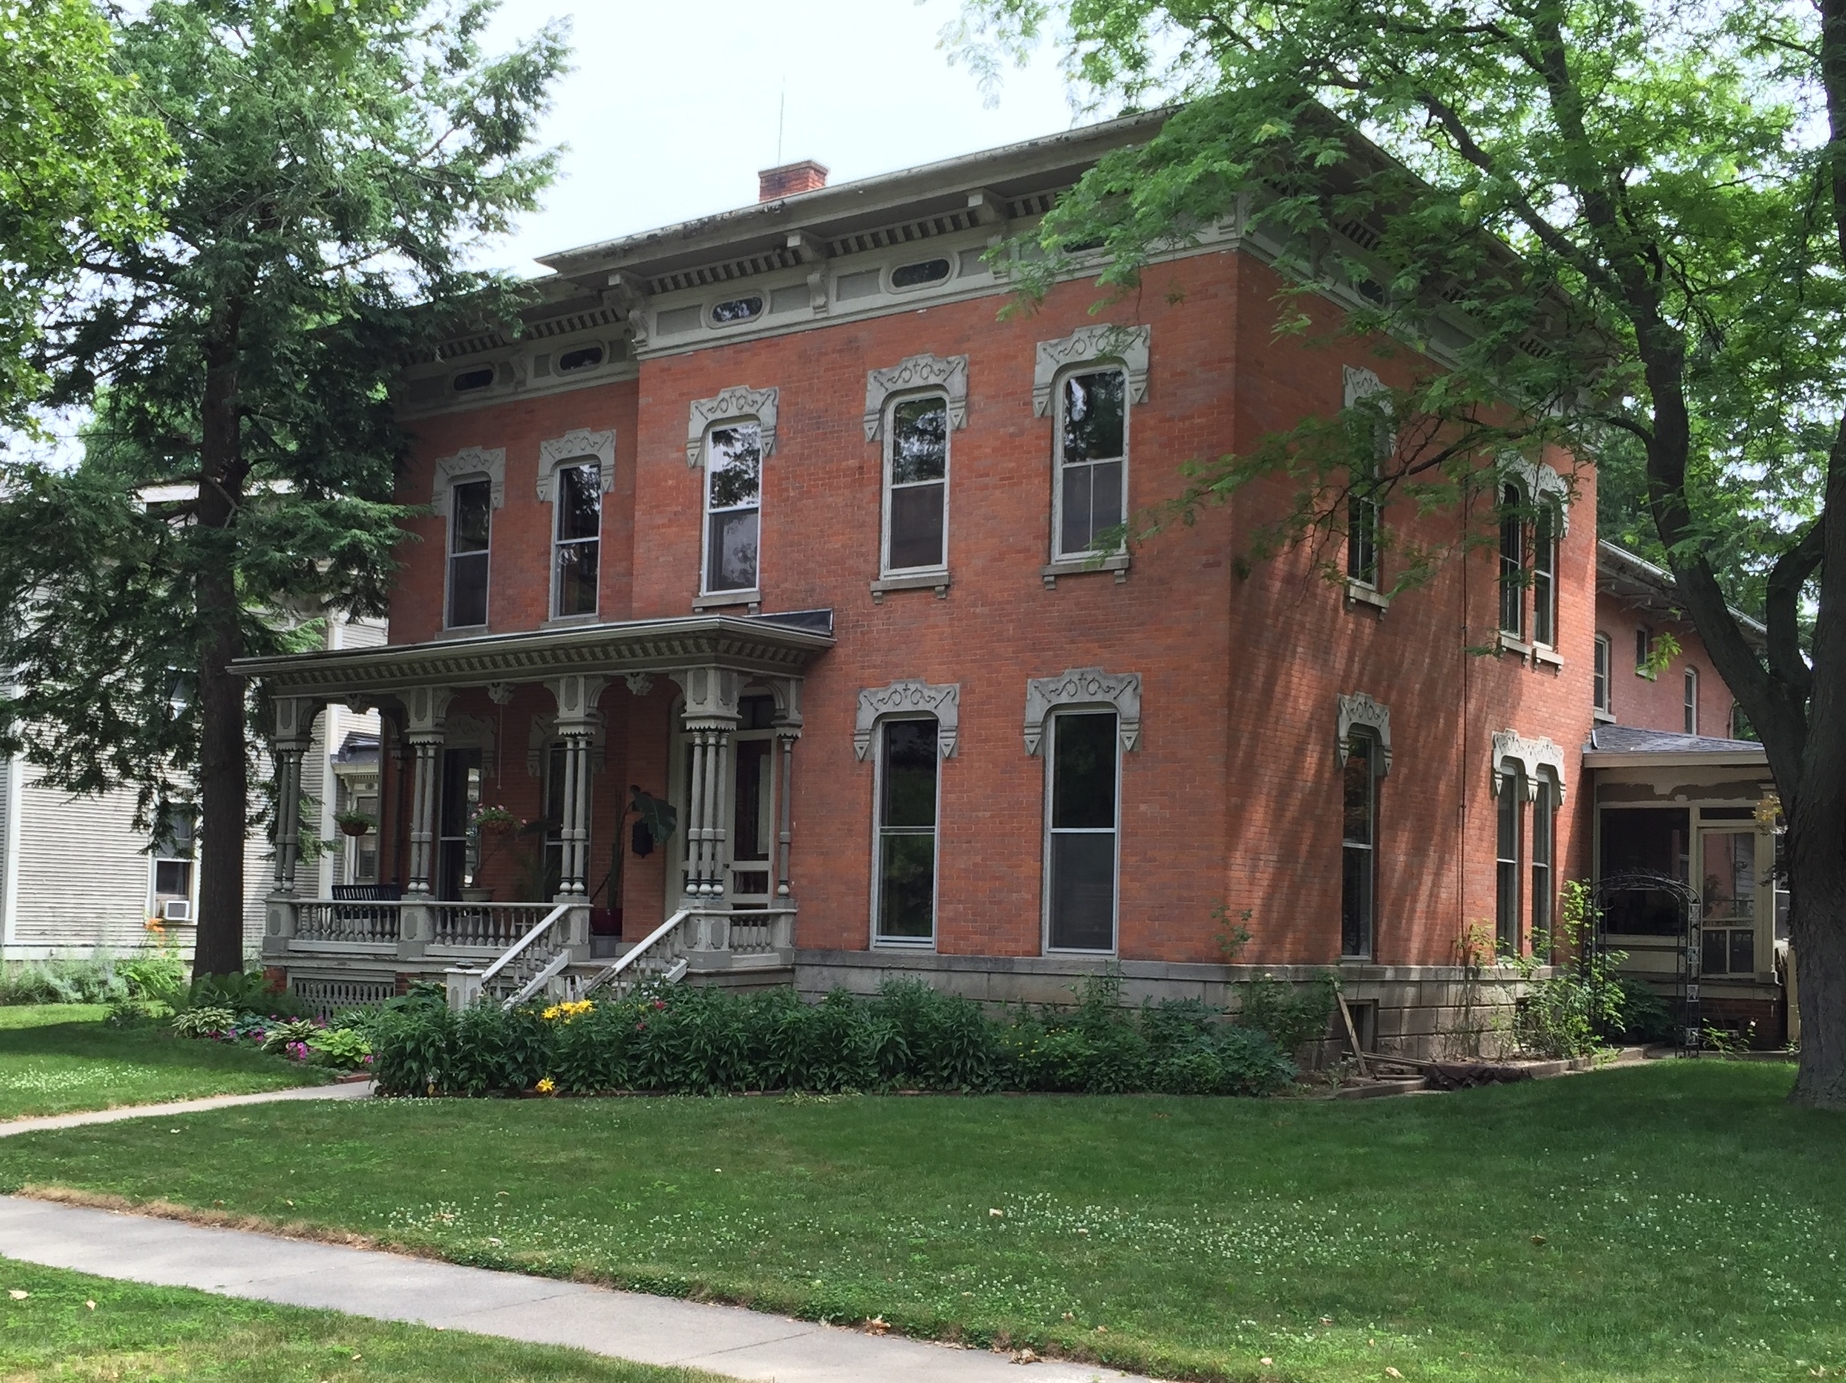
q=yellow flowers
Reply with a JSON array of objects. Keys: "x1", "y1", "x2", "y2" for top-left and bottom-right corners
[
  {"x1": 535, "y1": 1077, "x2": 557, "y2": 1094},
  {"x1": 540, "y1": 1000, "x2": 593, "y2": 1022}
]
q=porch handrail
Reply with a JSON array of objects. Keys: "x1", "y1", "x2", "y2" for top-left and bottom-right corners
[
  {"x1": 579, "y1": 908, "x2": 694, "y2": 997},
  {"x1": 478, "y1": 901, "x2": 573, "y2": 989}
]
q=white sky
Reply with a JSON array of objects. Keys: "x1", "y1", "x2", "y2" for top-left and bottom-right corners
[{"x1": 476, "y1": 0, "x2": 1082, "y2": 275}]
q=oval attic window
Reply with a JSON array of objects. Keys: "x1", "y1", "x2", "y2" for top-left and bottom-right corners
[
  {"x1": 710, "y1": 295, "x2": 764, "y2": 325},
  {"x1": 452, "y1": 367, "x2": 495, "y2": 392},
  {"x1": 557, "y1": 344, "x2": 605, "y2": 373},
  {"x1": 890, "y1": 257, "x2": 951, "y2": 289}
]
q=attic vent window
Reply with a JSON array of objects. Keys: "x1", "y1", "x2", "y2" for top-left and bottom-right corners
[
  {"x1": 557, "y1": 344, "x2": 604, "y2": 373},
  {"x1": 891, "y1": 257, "x2": 952, "y2": 289},
  {"x1": 452, "y1": 367, "x2": 495, "y2": 393},
  {"x1": 711, "y1": 295, "x2": 764, "y2": 325}
]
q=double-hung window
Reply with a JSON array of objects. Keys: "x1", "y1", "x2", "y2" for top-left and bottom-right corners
[
  {"x1": 1054, "y1": 370, "x2": 1128, "y2": 559},
  {"x1": 1532, "y1": 505, "x2": 1558, "y2": 646},
  {"x1": 874, "y1": 719, "x2": 939, "y2": 944},
  {"x1": 1348, "y1": 469, "x2": 1380, "y2": 589},
  {"x1": 1496, "y1": 765, "x2": 1525, "y2": 953},
  {"x1": 552, "y1": 462, "x2": 601, "y2": 617},
  {"x1": 1684, "y1": 667, "x2": 1699, "y2": 735},
  {"x1": 884, "y1": 396, "x2": 949, "y2": 574},
  {"x1": 1531, "y1": 773, "x2": 1556, "y2": 959},
  {"x1": 1045, "y1": 710, "x2": 1119, "y2": 951},
  {"x1": 1593, "y1": 634, "x2": 1612, "y2": 716},
  {"x1": 1498, "y1": 484, "x2": 1525, "y2": 638},
  {"x1": 703, "y1": 422, "x2": 761, "y2": 594},
  {"x1": 1341, "y1": 732, "x2": 1378, "y2": 958},
  {"x1": 151, "y1": 809, "x2": 195, "y2": 918},
  {"x1": 446, "y1": 478, "x2": 491, "y2": 628}
]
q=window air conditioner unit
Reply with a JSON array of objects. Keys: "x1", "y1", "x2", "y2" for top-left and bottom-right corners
[{"x1": 161, "y1": 899, "x2": 193, "y2": 922}]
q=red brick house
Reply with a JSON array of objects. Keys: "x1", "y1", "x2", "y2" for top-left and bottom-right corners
[{"x1": 239, "y1": 113, "x2": 1782, "y2": 1050}]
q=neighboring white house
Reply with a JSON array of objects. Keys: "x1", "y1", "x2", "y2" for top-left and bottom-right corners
[{"x1": 0, "y1": 614, "x2": 384, "y2": 964}]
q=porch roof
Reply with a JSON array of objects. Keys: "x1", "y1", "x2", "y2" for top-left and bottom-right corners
[
  {"x1": 1581, "y1": 723, "x2": 1769, "y2": 770},
  {"x1": 231, "y1": 611, "x2": 835, "y2": 698}
]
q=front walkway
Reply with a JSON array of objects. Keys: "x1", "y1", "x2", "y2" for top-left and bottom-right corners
[
  {"x1": 0, "y1": 1196, "x2": 1158, "y2": 1383},
  {"x1": 0, "y1": 1079, "x2": 376, "y2": 1137}
]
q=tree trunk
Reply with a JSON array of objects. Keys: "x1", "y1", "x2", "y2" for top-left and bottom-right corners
[{"x1": 190, "y1": 329, "x2": 247, "y2": 981}]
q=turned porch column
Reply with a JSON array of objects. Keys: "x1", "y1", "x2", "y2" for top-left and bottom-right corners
[
  {"x1": 403, "y1": 686, "x2": 454, "y2": 895},
  {"x1": 269, "y1": 696, "x2": 322, "y2": 896},
  {"x1": 545, "y1": 674, "x2": 606, "y2": 899},
  {"x1": 772, "y1": 678, "x2": 803, "y2": 900},
  {"x1": 671, "y1": 666, "x2": 741, "y2": 906}
]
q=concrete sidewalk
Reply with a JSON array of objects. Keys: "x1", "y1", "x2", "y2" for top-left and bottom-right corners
[
  {"x1": 0, "y1": 1079, "x2": 377, "y2": 1138},
  {"x1": 0, "y1": 1196, "x2": 1160, "y2": 1382}
]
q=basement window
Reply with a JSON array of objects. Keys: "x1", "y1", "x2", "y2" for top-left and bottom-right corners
[
  {"x1": 891, "y1": 257, "x2": 952, "y2": 289},
  {"x1": 452, "y1": 367, "x2": 495, "y2": 393},
  {"x1": 557, "y1": 344, "x2": 605, "y2": 373},
  {"x1": 710, "y1": 295, "x2": 764, "y2": 325}
]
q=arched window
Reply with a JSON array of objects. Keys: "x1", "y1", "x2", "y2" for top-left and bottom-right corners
[
  {"x1": 1532, "y1": 503, "x2": 1558, "y2": 646},
  {"x1": 856, "y1": 680, "x2": 959, "y2": 948},
  {"x1": 1496, "y1": 758, "x2": 1525, "y2": 953},
  {"x1": 1341, "y1": 729, "x2": 1380, "y2": 958},
  {"x1": 1531, "y1": 769, "x2": 1558, "y2": 959},
  {"x1": 1498, "y1": 484, "x2": 1525, "y2": 637}
]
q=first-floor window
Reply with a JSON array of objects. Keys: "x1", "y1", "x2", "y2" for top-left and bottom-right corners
[
  {"x1": 1046, "y1": 710, "x2": 1119, "y2": 951},
  {"x1": 151, "y1": 809, "x2": 194, "y2": 915},
  {"x1": 342, "y1": 780, "x2": 380, "y2": 884},
  {"x1": 875, "y1": 719, "x2": 938, "y2": 943},
  {"x1": 1593, "y1": 633, "x2": 1612, "y2": 714},
  {"x1": 1531, "y1": 773, "x2": 1556, "y2": 959},
  {"x1": 1496, "y1": 766, "x2": 1524, "y2": 953},
  {"x1": 704, "y1": 421, "x2": 761, "y2": 593},
  {"x1": 446, "y1": 477, "x2": 491, "y2": 627},
  {"x1": 1341, "y1": 732, "x2": 1378, "y2": 957}
]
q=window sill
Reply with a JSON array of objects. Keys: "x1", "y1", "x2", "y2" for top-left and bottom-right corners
[
  {"x1": 870, "y1": 571, "x2": 950, "y2": 603},
  {"x1": 1593, "y1": 708, "x2": 1617, "y2": 724},
  {"x1": 1041, "y1": 553, "x2": 1130, "y2": 589},
  {"x1": 1532, "y1": 645, "x2": 1564, "y2": 670},
  {"x1": 692, "y1": 590, "x2": 761, "y2": 614},
  {"x1": 1496, "y1": 633, "x2": 1532, "y2": 661},
  {"x1": 540, "y1": 613, "x2": 602, "y2": 631},
  {"x1": 872, "y1": 938, "x2": 937, "y2": 951},
  {"x1": 444, "y1": 622, "x2": 489, "y2": 636},
  {"x1": 1345, "y1": 579, "x2": 1390, "y2": 615}
]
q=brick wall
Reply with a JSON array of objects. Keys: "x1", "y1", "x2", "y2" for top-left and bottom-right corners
[{"x1": 1594, "y1": 591, "x2": 1738, "y2": 736}]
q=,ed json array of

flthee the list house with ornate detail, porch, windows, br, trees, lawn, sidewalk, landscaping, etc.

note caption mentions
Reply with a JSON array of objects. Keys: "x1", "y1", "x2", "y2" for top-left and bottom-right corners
[{"x1": 234, "y1": 112, "x2": 1787, "y2": 1055}]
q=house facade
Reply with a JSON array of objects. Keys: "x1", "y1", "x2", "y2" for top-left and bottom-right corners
[{"x1": 239, "y1": 113, "x2": 1769, "y2": 1051}]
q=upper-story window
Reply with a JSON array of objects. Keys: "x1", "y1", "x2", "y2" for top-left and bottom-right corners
[
  {"x1": 557, "y1": 344, "x2": 605, "y2": 373},
  {"x1": 1532, "y1": 505, "x2": 1558, "y2": 646},
  {"x1": 884, "y1": 396, "x2": 949, "y2": 575},
  {"x1": 1498, "y1": 483, "x2": 1525, "y2": 638},
  {"x1": 553, "y1": 462, "x2": 601, "y2": 618},
  {"x1": 1635, "y1": 625, "x2": 1653, "y2": 676},
  {"x1": 452, "y1": 366, "x2": 494, "y2": 393},
  {"x1": 704, "y1": 421, "x2": 762, "y2": 594},
  {"x1": 1593, "y1": 633, "x2": 1613, "y2": 716},
  {"x1": 447, "y1": 477, "x2": 491, "y2": 628},
  {"x1": 890, "y1": 256, "x2": 952, "y2": 289},
  {"x1": 1055, "y1": 369, "x2": 1128, "y2": 560},
  {"x1": 1348, "y1": 468, "x2": 1380, "y2": 589},
  {"x1": 150, "y1": 808, "x2": 195, "y2": 921},
  {"x1": 1684, "y1": 667, "x2": 1699, "y2": 735},
  {"x1": 710, "y1": 294, "x2": 764, "y2": 326}
]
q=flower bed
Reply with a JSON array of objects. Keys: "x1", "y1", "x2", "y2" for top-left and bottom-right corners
[
  {"x1": 369, "y1": 976, "x2": 1303, "y2": 1099},
  {"x1": 171, "y1": 1006, "x2": 374, "y2": 1072}
]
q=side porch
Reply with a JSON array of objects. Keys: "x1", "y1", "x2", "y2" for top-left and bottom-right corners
[{"x1": 232, "y1": 613, "x2": 833, "y2": 1008}]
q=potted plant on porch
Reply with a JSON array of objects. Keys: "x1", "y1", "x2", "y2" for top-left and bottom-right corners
[
  {"x1": 333, "y1": 809, "x2": 375, "y2": 838},
  {"x1": 463, "y1": 804, "x2": 520, "y2": 902}
]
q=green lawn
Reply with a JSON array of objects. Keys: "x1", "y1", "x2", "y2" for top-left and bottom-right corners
[
  {"x1": 0, "y1": 1257, "x2": 724, "y2": 1381},
  {"x1": 0, "y1": 1062, "x2": 1838, "y2": 1382},
  {"x1": 0, "y1": 1005, "x2": 322, "y2": 1120}
]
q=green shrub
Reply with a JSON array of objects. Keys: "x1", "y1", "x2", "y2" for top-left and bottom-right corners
[
  {"x1": 0, "y1": 959, "x2": 131, "y2": 1006},
  {"x1": 1235, "y1": 972, "x2": 1337, "y2": 1055},
  {"x1": 261, "y1": 1018, "x2": 322, "y2": 1053},
  {"x1": 1608, "y1": 977, "x2": 1676, "y2": 1044},
  {"x1": 172, "y1": 1005, "x2": 237, "y2": 1039},
  {"x1": 373, "y1": 981, "x2": 1297, "y2": 1100},
  {"x1": 305, "y1": 1027, "x2": 372, "y2": 1070},
  {"x1": 186, "y1": 970, "x2": 310, "y2": 1018}
]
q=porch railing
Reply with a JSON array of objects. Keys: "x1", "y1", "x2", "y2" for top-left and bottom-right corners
[
  {"x1": 295, "y1": 899, "x2": 402, "y2": 947},
  {"x1": 727, "y1": 905, "x2": 797, "y2": 957},
  {"x1": 478, "y1": 902, "x2": 574, "y2": 1009},
  {"x1": 430, "y1": 902, "x2": 556, "y2": 951},
  {"x1": 579, "y1": 909, "x2": 696, "y2": 1000}
]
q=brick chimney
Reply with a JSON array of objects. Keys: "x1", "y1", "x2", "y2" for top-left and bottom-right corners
[{"x1": 758, "y1": 159, "x2": 829, "y2": 202}]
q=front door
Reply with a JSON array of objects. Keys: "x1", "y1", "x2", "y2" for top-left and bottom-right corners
[
  {"x1": 435, "y1": 747, "x2": 482, "y2": 900},
  {"x1": 1698, "y1": 828, "x2": 1759, "y2": 978}
]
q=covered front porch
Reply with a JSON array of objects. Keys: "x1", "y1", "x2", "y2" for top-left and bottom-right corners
[{"x1": 233, "y1": 613, "x2": 833, "y2": 1009}]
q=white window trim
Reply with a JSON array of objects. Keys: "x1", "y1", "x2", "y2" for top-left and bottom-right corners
[
  {"x1": 1340, "y1": 725, "x2": 1381, "y2": 960},
  {"x1": 1049, "y1": 363, "x2": 1133, "y2": 563},
  {"x1": 1343, "y1": 366, "x2": 1390, "y2": 595},
  {"x1": 868, "y1": 716, "x2": 945, "y2": 950},
  {"x1": 431, "y1": 446, "x2": 505, "y2": 631},
  {"x1": 878, "y1": 391, "x2": 953, "y2": 580},
  {"x1": 1032, "y1": 324, "x2": 1150, "y2": 418},
  {"x1": 698, "y1": 418, "x2": 766, "y2": 600},
  {"x1": 1041, "y1": 706, "x2": 1124, "y2": 956},
  {"x1": 1023, "y1": 667, "x2": 1142, "y2": 756},
  {"x1": 442, "y1": 474, "x2": 496, "y2": 631},
  {"x1": 537, "y1": 429, "x2": 616, "y2": 622},
  {"x1": 1685, "y1": 667, "x2": 1699, "y2": 735},
  {"x1": 1593, "y1": 633, "x2": 1615, "y2": 720},
  {"x1": 685, "y1": 385, "x2": 777, "y2": 468},
  {"x1": 1531, "y1": 502, "x2": 1561, "y2": 650}
]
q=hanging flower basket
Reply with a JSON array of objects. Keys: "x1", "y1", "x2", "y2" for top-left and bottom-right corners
[{"x1": 334, "y1": 811, "x2": 375, "y2": 838}]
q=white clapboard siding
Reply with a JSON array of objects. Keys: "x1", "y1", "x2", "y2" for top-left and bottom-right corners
[{"x1": 13, "y1": 774, "x2": 154, "y2": 955}]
